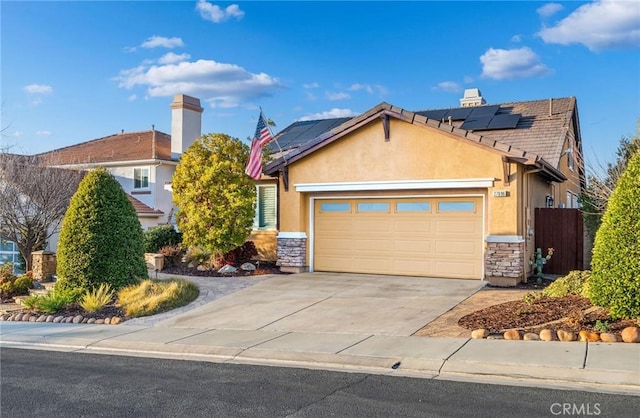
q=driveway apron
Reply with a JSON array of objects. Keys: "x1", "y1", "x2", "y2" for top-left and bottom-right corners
[{"x1": 155, "y1": 273, "x2": 482, "y2": 336}]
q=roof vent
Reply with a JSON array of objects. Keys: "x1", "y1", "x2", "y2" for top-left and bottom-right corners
[{"x1": 460, "y1": 88, "x2": 486, "y2": 107}]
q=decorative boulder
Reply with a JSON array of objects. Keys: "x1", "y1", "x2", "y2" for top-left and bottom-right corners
[
  {"x1": 218, "y1": 264, "x2": 238, "y2": 274},
  {"x1": 621, "y1": 327, "x2": 640, "y2": 343},
  {"x1": 503, "y1": 330, "x2": 522, "y2": 340},
  {"x1": 539, "y1": 329, "x2": 554, "y2": 341},
  {"x1": 600, "y1": 333, "x2": 622, "y2": 343},
  {"x1": 557, "y1": 329, "x2": 577, "y2": 342},
  {"x1": 240, "y1": 262, "x2": 256, "y2": 271}
]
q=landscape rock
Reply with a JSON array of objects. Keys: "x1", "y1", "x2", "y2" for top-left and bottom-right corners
[
  {"x1": 82, "y1": 318, "x2": 88, "y2": 324},
  {"x1": 64, "y1": 316, "x2": 73, "y2": 323},
  {"x1": 36, "y1": 315, "x2": 47, "y2": 323},
  {"x1": 600, "y1": 333, "x2": 622, "y2": 343},
  {"x1": 95, "y1": 319, "x2": 104, "y2": 324},
  {"x1": 621, "y1": 327, "x2": 640, "y2": 343},
  {"x1": 218, "y1": 264, "x2": 238, "y2": 274},
  {"x1": 53, "y1": 316, "x2": 64, "y2": 323},
  {"x1": 471, "y1": 329, "x2": 489, "y2": 339},
  {"x1": 73, "y1": 315, "x2": 85, "y2": 324},
  {"x1": 240, "y1": 262, "x2": 256, "y2": 271},
  {"x1": 22, "y1": 314, "x2": 31, "y2": 322},
  {"x1": 104, "y1": 317, "x2": 111, "y2": 325},
  {"x1": 111, "y1": 317, "x2": 121, "y2": 325},
  {"x1": 578, "y1": 330, "x2": 600, "y2": 342},
  {"x1": 487, "y1": 334, "x2": 504, "y2": 340},
  {"x1": 46, "y1": 315, "x2": 54, "y2": 323},
  {"x1": 87, "y1": 318, "x2": 96, "y2": 324},
  {"x1": 196, "y1": 265, "x2": 208, "y2": 271},
  {"x1": 557, "y1": 329, "x2": 577, "y2": 342},
  {"x1": 503, "y1": 330, "x2": 522, "y2": 340},
  {"x1": 13, "y1": 313, "x2": 23, "y2": 322},
  {"x1": 523, "y1": 333, "x2": 540, "y2": 341},
  {"x1": 29, "y1": 316, "x2": 36, "y2": 322}
]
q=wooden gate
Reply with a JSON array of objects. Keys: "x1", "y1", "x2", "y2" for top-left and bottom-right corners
[{"x1": 534, "y1": 208, "x2": 584, "y2": 275}]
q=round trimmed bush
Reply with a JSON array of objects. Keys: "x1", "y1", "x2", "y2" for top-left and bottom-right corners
[
  {"x1": 57, "y1": 168, "x2": 147, "y2": 290},
  {"x1": 143, "y1": 224, "x2": 182, "y2": 253},
  {"x1": 588, "y1": 151, "x2": 640, "y2": 319}
]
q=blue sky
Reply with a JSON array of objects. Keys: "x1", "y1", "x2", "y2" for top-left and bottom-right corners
[{"x1": 2, "y1": 1, "x2": 639, "y2": 167}]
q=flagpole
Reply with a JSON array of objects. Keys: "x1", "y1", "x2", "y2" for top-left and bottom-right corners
[{"x1": 259, "y1": 106, "x2": 287, "y2": 165}]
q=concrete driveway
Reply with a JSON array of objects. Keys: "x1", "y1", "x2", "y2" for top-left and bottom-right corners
[{"x1": 156, "y1": 273, "x2": 482, "y2": 336}]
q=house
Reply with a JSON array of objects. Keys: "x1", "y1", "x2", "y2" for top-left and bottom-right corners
[
  {"x1": 33, "y1": 94, "x2": 278, "y2": 261},
  {"x1": 260, "y1": 89, "x2": 585, "y2": 285}
]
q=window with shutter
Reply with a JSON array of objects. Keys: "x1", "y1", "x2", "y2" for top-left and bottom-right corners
[{"x1": 254, "y1": 185, "x2": 277, "y2": 230}]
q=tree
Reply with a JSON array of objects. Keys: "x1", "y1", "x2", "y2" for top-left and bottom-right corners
[
  {"x1": 588, "y1": 151, "x2": 640, "y2": 319},
  {"x1": 172, "y1": 133, "x2": 256, "y2": 256},
  {"x1": 581, "y1": 131, "x2": 640, "y2": 240},
  {"x1": 56, "y1": 167, "x2": 147, "y2": 290},
  {"x1": 0, "y1": 153, "x2": 84, "y2": 271}
]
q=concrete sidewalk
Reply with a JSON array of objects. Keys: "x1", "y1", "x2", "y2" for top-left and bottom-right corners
[{"x1": 1, "y1": 321, "x2": 638, "y2": 395}]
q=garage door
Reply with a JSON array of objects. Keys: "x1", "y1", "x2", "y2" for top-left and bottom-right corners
[{"x1": 313, "y1": 197, "x2": 483, "y2": 279}]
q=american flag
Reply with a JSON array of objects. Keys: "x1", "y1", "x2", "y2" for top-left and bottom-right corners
[{"x1": 245, "y1": 112, "x2": 273, "y2": 180}]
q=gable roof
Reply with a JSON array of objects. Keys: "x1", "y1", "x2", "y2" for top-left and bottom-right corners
[
  {"x1": 265, "y1": 97, "x2": 580, "y2": 182},
  {"x1": 36, "y1": 130, "x2": 172, "y2": 166}
]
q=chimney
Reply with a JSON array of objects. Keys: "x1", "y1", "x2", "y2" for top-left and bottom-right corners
[
  {"x1": 171, "y1": 94, "x2": 203, "y2": 160},
  {"x1": 460, "y1": 88, "x2": 486, "y2": 107}
]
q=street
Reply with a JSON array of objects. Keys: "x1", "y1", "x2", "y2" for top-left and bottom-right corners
[{"x1": 0, "y1": 348, "x2": 637, "y2": 417}]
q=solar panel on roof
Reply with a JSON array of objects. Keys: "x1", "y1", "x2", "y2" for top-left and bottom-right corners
[
  {"x1": 486, "y1": 114, "x2": 521, "y2": 130},
  {"x1": 446, "y1": 107, "x2": 473, "y2": 120},
  {"x1": 460, "y1": 116, "x2": 492, "y2": 130},
  {"x1": 419, "y1": 109, "x2": 448, "y2": 120},
  {"x1": 468, "y1": 105, "x2": 500, "y2": 118}
]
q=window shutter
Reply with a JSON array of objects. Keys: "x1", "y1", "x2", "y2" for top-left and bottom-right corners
[{"x1": 258, "y1": 186, "x2": 277, "y2": 229}]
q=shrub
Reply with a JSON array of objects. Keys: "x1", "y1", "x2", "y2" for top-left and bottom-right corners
[
  {"x1": 23, "y1": 285, "x2": 84, "y2": 314},
  {"x1": 588, "y1": 151, "x2": 640, "y2": 319},
  {"x1": 172, "y1": 133, "x2": 256, "y2": 257},
  {"x1": 183, "y1": 247, "x2": 213, "y2": 269},
  {"x1": 117, "y1": 279, "x2": 199, "y2": 317},
  {"x1": 143, "y1": 224, "x2": 182, "y2": 253},
  {"x1": 158, "y1": 245, "x2": 184, "y2": 268},
  {"x1": 79, "y1": 283, "x2": 114, "y2": 313},
  {"x1": 542, "y1": 270, "x2": 591, "y2": 298},
  {"x1": 0, "y1": 268, "x2": 33, "y2": 298},
  {"x1": 57, "y1": 167, "x2": 147, "y2": 290}
]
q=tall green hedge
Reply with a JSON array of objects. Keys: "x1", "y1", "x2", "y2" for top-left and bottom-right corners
[
  {"x1": 588, "y1": 152, "x2": 640, "y2": 319},
  {"x1": 57, "y1": 168, "x2": 147, "y2": 290}
]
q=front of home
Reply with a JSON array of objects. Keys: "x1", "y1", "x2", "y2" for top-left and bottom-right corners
[{"x1": 260, "y1": 90, "x2": 585, "y2": 285}]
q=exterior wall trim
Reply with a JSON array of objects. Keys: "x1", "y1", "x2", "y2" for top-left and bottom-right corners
[
  {"x1": 277, "y1": 232, "x2": 308, "y2": 239},
  {"x1": 295, "y1": 179, "x2": 495, "y2": 193},
  {"x1": 486, "y1": 235, "x2": 525, "y2": 243},
  {"x1": 308, "y1": 193, "x2": 486, "y2": 279}
]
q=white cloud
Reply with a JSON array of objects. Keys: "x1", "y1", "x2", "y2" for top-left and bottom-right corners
[
  {"x1": 158, "y1": 52, "x2": 191, "y2": 64},
  {"x1": 347, "y1": 83, "x2": 388, "y2": 96},
  {"x1": 511, "y1": 34, "x2": 523, "y2": 43},
  {"x1": 325, "y1": 91, "x2": 350, "y2": 101},
  {"x1": 114, "y1": 59, "x2": 281, "y2": 108},
  {"x1": 432, "y1": 81, "x2": 462, "y2": 93},
  {"x1": 298, "y1": 108, "x2": 358, "y2": 121},
  {"x1": 480, "y1": 47, "x2": 552, "y2": 80},
  {"x1": 128, "y1": 94, "x2": 137, "y2": 101},
  {"x1": 538, "y1": 0, "x2": 640, "y2": 51},
  {"x1": 24, "y1": 84, "x2": 53, "y2": 94},
  {"x1": 537, "y1": 3, "x2": 564, "y2": 18},
  {"x1": 141, "y1": 36, "x2": 184, "y2": 49},
  {"x1": 197, "y1": 1, "x2": 244, "y2": 23},
  {"x1": 36, "y1": 130, "x2": 52, "y2": 137},
  {"x1": 303, "y1": 82, "x2": 319, "y2": 89}
]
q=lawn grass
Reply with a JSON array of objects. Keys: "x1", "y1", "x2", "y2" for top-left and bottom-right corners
[{"x1": 117, "y1": 279, "x2": 199, "y2": 317}]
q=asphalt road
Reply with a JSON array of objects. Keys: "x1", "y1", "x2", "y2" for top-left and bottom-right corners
[{"x1": 1, "y1": 348, "x2": 637, "y2": 417}]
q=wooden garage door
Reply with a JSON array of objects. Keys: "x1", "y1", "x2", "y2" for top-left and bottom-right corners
[{"x1": 313, "y1": 197, "x2": 483, "y2": 279}]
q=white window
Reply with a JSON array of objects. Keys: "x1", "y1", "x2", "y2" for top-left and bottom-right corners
[
  {"x1": 254, "y1": 184, "x2": 277, "y2": 230},
  {"x1": 134, "y1": 167, "x2": 150, "y2": 189},
  {"x1": 320, "y1": 202, "x2": 351, "y2": 212}
]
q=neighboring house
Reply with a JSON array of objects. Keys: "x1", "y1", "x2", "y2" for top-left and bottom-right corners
[
  {"x1": 34, "y1": 94, "x2": 278, "y2": 260},
  {"x1": 260, "y1": 89, "x2": 585, "y2": 284}
]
